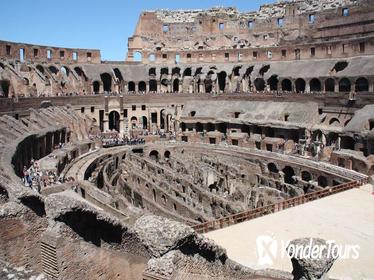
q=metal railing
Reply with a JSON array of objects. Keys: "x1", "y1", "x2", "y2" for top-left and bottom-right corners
[{"x1": 193, "y1": 178, "x2": 368, "y2": 234}]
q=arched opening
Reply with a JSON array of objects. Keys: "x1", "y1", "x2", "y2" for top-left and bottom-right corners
[
  {"x1": 325, "y1": 78, "x2": 335, "y2": 92},
  {"x1": 339, "y1": 78, "x2": 351, "y2": 92},
  {"x1": 75, "y1": 67, "x2": 88, "y2": 81},
  {"x1": 267, "y1": 75, "x2": 279, "y2": 91},
  {"x1": 254, "y1": 78, "x2": 265, "y2": 91},
  {"x1": 138, "y1": 81, "x2": 146, "y2": 92},
  {"x1": 218, "y1": 71, "x2": 227, "y2": 91},
  {"x1": 60, "y1": 66, "x2": 69, "y2": 76},
  {"x1": 149, "y1": 67, "x2": 156, "y2": 76},
  {"x1": 259, "y1": 65, "x2": 270, "y2": 76},
  {"x1": 281, "y1": 79, "x2": 292, "y2": 91},
  {"x1": 355, "y1": 77, "x2": 369, "y2": 92},
  {"x1": 172, "y1": 67, "x2": 181, "y2": 76},
  {"x1": 310, "y1": 78, "x2": 322, "y2": 92},
  {"x1": 0, "y1": 186, "x2": 9, "y2": 204},
  {"x1": 318, "y1": 176, "x2": 328, "y2": 188},
  {"x1": 282, "y1": 166, "x2": 295, "y2": 184},
  {"x1": 36, "y1": 65, "x2": 45, "y2": 74},
  {"x1": 149, "y1": 79, "x2": 157, "y2": 92},
  {"x1": 332, "y1": 61, "x2": 348, "y2": 73},
  {"x1": 268, "y1": 163, "x2": 278, "y2": 173},
  {"x1": 204, "y1": 79, "x2": 213, "y2": 93},
  {"x1": 55, "y1": 209, "x2": 123, "y2": 247},
  {"x1": 113, "y1": 68, "x2": 123, "y2": 82},
  {"x1": 149, "y1": 150, "x2": 159, "y2": 161},
  {"x1": 130, "y1": 116, "x2": 138, "y2": 129},
  {"x1": 329, "y1": 118, "x2": 340, "y2": 126},
  {"x1": 181, "y1": 122, "x2": 186, "y2": 132},
  {"x1": 196, "y1": 122, "x2": 203, "y2": 132},
  {"x1": 93, "y1": 81, "x2": 100, "y2": 94},
  {"x1": 128, "y1": 81, "x2": 135, "y2": 92},
  {"x1": 0, "y1": 80, "x2": 10, "y2": 97},
  {"x1": 301, "y1": 171, "x2": 312, "y2": 182},
  {"x1": 108, "y1": 111, "x2": 120, "y2": 131},
  {"x1": 100, "y1": 73, "x2": 112, "y2": 92},
  {"x1": 164, "y1": 150, "x2": 171, "y2": 159},
  {"x1": 152, "y1": 189, "x2": 157, "y2": 202},
  {"x1": 173, "y1": 79, "x2": 179, "y2": 92},
  {"x1": 340, "y1": 136, "x2": 355, "y2": 150},
  {"x1": 133, "y1": 51, "x2": 142, "y2": 62},
  {"x1": 207, "y1": 123, "x2": 215, "y2": 132},
  {"x1": 295, "y1": 78, "x2": 306, "y2": 93},
  {"x1": 48, "y1": 65, "x2": 58, "y2": 75},
  {"x1": 141, "y1": 116, "x2": 148, "y2": 129},
  {"x1": 183, "y1": 68, "x2": 192, "y2": 77}
]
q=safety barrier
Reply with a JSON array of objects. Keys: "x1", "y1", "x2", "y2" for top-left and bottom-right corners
[{"x1": 193, "y1": 178, "x2": 368, "y2": 234}]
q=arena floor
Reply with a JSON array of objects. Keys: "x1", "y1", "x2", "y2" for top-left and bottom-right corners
[{"x1": 205, "y1": 184, "x2": 374, "y2": 279}]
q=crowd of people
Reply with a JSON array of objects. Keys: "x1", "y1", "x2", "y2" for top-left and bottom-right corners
[{"x1": 22, "y1": 159, "x2": 63, "y2": 193}]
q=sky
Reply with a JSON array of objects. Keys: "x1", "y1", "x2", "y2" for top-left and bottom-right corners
[{"x1": 1, "y1": 0, "x2": 274, "y2": 61}]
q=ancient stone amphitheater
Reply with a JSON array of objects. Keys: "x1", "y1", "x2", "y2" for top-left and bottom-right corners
[{"x1": 0, "y1": 0, "x2": 374, "y2": 279}]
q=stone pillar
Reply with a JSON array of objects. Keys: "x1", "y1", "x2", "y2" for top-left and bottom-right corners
[
  {"x1": 305, "y1": 80, "x2": 311, "y2": 93},
  {"x1": 157, "y1": 82, "x2": 161, "y2": 93},
  {"x1": 146, "y1": 83, "x2": 150, "y2": 93},
  {"x1": 334, "y1": 81, "x2": 339, "y2": 93}
]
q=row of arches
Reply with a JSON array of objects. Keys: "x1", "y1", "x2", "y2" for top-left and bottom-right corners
[
  {"x1": 267, "y1": 163, "x2": 329, "y2": 187},
  {"x1": 253, "y1": 77, "x2": 369, "y2": 92}
]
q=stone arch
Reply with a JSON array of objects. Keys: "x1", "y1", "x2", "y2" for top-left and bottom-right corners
[
  {"x1": 281, "y1": 79, "x2": 292, "y2": 91},
  {"x1": 295, "y1": 78, "x2": 306, "y2": 93},
  {"x1": 207, "y1": 123, "x2": 215, "y2": 132},
  {"x1": 149, "y1": 79, "x2": 157, "y2": 92},
  {"x1": 268, "y1": 162, "x2": 278, "y2": 173},
  {"x1": 0, "y1": 80, "x2": 10, "y2": 97},
  {"x1": 196, "y1": 122, "x2": 203, "y2": 132},
  {"x1": 149, "y1": 150, "x2": 159, "y2": 161},
  {"x1": 325, "y1": 78, "x2": 335, "y2": 92},
  {"x1": 173, "y1": 79, "x2": 179, "y2": 92},
  {"x1": 267, "y1": 75, "x2": 279, "y2": 91},
  {"x1": 164, "y1": 150, "x2": 171, "y2": 159},
  {"x1": 138, "y1": 81, "x2": 146, "y2": 92},
  {"x1": 355, "y1": 77, "x2": 369, "y2": 92},
  {"x1": 131, "y1": 116, "x2": 138, "y2": 129},
  {"x1": 133, "y1": 51, "x2": 143, "y2": 62},
  {"x1": 329, "y1": 118, "x2": 340, "y2": 126},
  {"x1": 108, "y1": 111, "x2": 120, "y2": 131},
  {"x1": 0, "y1": 185, "x2": 9, "y2": 204},
  {"x1": 93, "y1": 81, "x2": 100, "y2": 94},
  {"x1": 48, "y1": 65, "x2": 58, "y2": 74},
  {"x1": 254, "y1": 78, "x2": 265, "y2": 91},
  {"x1": 100, "y1": 73, "x2": 112, "y2": 92},
  {"x1": 339, "y1": 78, "x2": 351, "y2": 92},
  {"x1": 310, "y1": 78, "x2": 322, "y2": 92},
  {"x1": 317, "y1": 176, "x2": 328, "y2": 188},
  {"x1": 181, "y1": 122, "x2": 186, "y2": 132},
  {"x1": 218, "y1": 71, "x2": 227, "y2": 91},
  {"x1": 183, "y1": 68, "x2": 192, "y2": 77},
  {"x1": 113, "y1": 68, "x2": 124, "y2": 82},
  {"x1": 128, "y1": 81, "x2": 135, "y2": 92},
  {"x1": 141, "y1": 116, "x2": 148, "y2": 129},
  {"x1": 340, "y1": 136, "x2": 355, "y2": 150},
  {"x1": 301, "y1": 171, "x2": 312, "y2": 182},
  {"x1": 55, "y1": 209, "x2": 123, "y2": 247},
  {"x1": 36, "y1": 64, "x2": 45, "y2": 74},
  {"x1": 282, "y1": 166, "x2": 295, "y2": 184}
]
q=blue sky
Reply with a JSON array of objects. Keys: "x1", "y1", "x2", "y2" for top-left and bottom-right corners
[{"x1": 1, "y1": 0, "x2": 273, "y2": 61}]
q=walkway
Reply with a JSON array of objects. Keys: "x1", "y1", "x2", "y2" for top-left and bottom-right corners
[{"x1": 205, "y1": 184, "x2": 374, "y2": 279}]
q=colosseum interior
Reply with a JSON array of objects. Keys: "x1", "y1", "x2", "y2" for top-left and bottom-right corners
[{"x1": 1, "y1": 0, "x2": 374, "y2": 279}]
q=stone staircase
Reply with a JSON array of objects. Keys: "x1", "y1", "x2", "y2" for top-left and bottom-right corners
[{"x1": 40, "y1": 233, "x2": 59, "y2": 279}]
